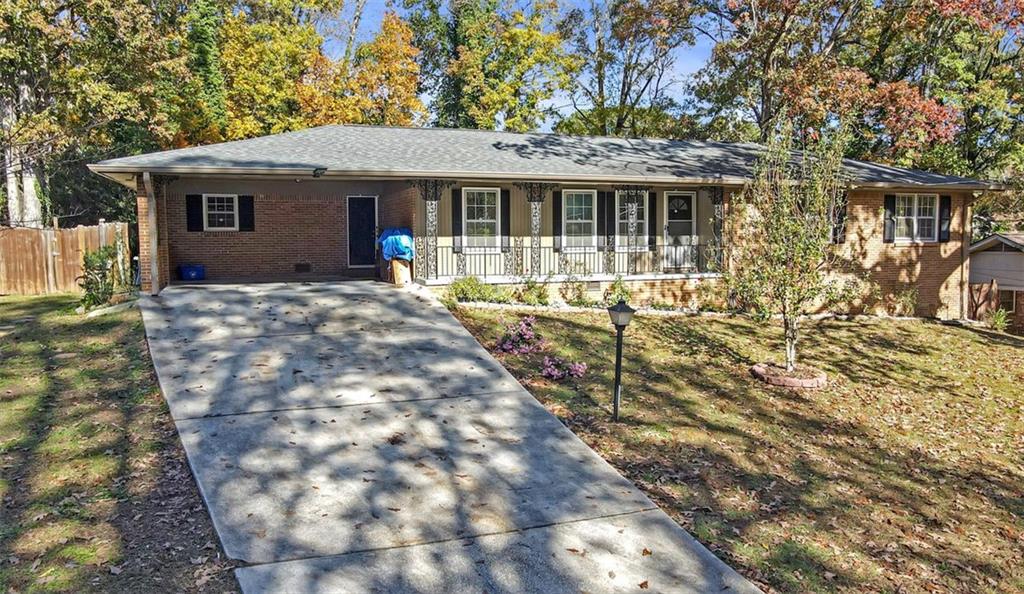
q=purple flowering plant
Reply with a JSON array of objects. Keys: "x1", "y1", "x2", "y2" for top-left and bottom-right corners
[
  {"x1": 496, "y1": 316, "x2": 544, "y2": 354},
  {"x1": 541, "y1": 355, "x2": 588, "y2": 381}
]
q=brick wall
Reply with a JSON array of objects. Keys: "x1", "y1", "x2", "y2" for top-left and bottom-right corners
[
  {"x1": 380, "y1": 184, "x2": 418, "y2": 229},
  {"x1": 166, "y1": 193, "x2": 348, "y2": 280},
  {"x1": 136, "y1": 175, "x2": 171, "y2": 294},
  {"x1": 134, "y1": 178, "x2": 415, "y2": 286},
  {"x1": 833, "y1": 190, "x2": 970, "y2": 319}
]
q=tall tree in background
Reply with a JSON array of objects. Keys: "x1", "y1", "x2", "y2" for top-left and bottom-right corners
[
  {"x1": 406, "y1": 0, "x2": 502, "y2": 128},
  {"x1": 555, "y1": 0, "x2": 695, "y2": 137},
  {"x1": 1, "y1": 0, "x2": 177, "y2": 227},
  {"x1": 448, "y1": 0, "x2": 571, "y2": 131},
  {"x1": 173, "y1": 0, "x2": 229, "y2": 145},
  {"x1": 350, "y1": 12, "x2": 427, "y2": 126},
  {"x1": 220, "y1": 12, "x2": 321, "y2": 138},
  {"x1": 297, "y1": 11, "x2": 425, "y2": 127}
]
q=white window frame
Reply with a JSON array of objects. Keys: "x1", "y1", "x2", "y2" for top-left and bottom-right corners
[
  {"x1": 561, "y1": 189, "x2": 598, "y2": 253},
  {"x1": 202, "y1": 193, "x2": 239, "y2": 231},
  {"x1": 462, "y1": 187, "x2": 502, "y2": 254},
  {"x1": 894, "y1": 193, "x2": 938, "y2": 243},
  {"x1": 998, "y1": 289, "x2": 1016, "y2": 312},
  {"x1": 346, "y1": 194, "x2": 379, "y2": 269},
  {"x1": 615, "y1": 190, "x2": 649, "y2": 252}
]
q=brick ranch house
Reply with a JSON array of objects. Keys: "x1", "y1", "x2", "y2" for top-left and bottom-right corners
[{"x1": 88, "y1": 125, "x2": 1004, "y2": 319}]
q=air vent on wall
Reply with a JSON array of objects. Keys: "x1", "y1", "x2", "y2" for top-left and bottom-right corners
[{"x1": 294, "y1": 263, "x2": 311, "y2": 273}]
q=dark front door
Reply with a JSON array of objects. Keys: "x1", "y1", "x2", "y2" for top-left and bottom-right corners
[{"x1": 347, "y1": 196, "x2": 377, "y2": 268}]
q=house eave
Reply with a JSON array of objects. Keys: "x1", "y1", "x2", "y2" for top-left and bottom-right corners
[
  {"x1": 87, "y1": 164, "x2": 1007, "y2": 192},
  {"x1": 970, "y1": 234, "x2": 1024, "y2": 253}
]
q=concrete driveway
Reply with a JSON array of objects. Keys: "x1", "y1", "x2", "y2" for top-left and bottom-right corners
[{"x1": 141, "y1": 282, "x2": 760, "y2": 593}]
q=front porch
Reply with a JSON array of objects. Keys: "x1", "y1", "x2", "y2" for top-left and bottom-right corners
[
  {"x1": 414, "y1": 243, "x2": 724, "y2": 285},
  {"x1": 407, "y1": 179, "x2": 731, "y2": 286}
]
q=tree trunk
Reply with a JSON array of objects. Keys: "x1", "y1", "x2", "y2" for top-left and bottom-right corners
[
  {"x1": 2, "y1": 96, "x2": 21, "y2": 226},
  {"x1": 3, "y1": 149, "x2": 19, "y2": 226},
  {"x1": 784, "y1": 314, "x2": 799, "y2": 372},
  {"x1": 20, "y1": 158, "x2": 42, "y2": 228}
]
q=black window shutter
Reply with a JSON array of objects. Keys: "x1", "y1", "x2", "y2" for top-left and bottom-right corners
[
  {"x1": 604, "y1": 191, "x2": 617, "y2": 251},
  {"x1": 647, "y1": 191, "x2": 657, "y2": 250},
  {"x1": 552, "y1": 190, "x2": 562, "y2": 252},
  {"x1": 596, "y1": 191, "x2": 608, "y2": 251},
  {"x1": 832, "y1": 196, "x2": 847, "y2": 244},
  {"x1": 186, "y1": 195, "x2": 203, "y2": 232},
  {"x1": 451, "y1": 188, "x2": 462, "y2": 253},
  {"x1": 938, "y1": 195, "x2": 952, "y2": 242},
  {"x1": 883, "y1": 194, "x2": 896, "y2": 243},
  {"x1": 500, "y1": 188, "x2": 511, "y2": 252},
  {"x1": 238, "y1": 196, "x2": 255, "y2": 232}
]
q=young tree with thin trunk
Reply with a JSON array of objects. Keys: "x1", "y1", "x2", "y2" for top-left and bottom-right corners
[{"x1": 725, "y1": 116, "x2": 853, "y2": 372}]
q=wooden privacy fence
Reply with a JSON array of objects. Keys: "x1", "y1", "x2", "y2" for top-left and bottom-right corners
[{"x1": 0, "y1": 221, "x2": 131, "y2": 295}]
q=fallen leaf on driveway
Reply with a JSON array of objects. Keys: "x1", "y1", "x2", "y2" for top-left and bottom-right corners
[{"x1": 639, "y1": 580, "x2": 649, "y2": 589}]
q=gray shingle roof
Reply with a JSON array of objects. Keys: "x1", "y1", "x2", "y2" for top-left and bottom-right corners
[{"x1": 90, "y1": 125, "x2": 1003, "y2": 190}]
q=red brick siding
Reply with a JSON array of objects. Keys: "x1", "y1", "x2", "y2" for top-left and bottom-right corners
[
  {"x1": 136, "y1": 176, "x2": 170, "y2": 294},
  {"x1": 380, "y1": 184, "x2": 418, "y2": 229},
  {"x1": 166, "y1": 193, "x2": 349, "y2": 280},
  {"x1": 832, "y1": 190, "x2": 970, "y2": 319}
]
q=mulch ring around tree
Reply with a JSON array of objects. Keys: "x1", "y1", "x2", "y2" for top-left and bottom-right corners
[{"x1": 750, "y1": 362, "x2": 827, "y2": 389}]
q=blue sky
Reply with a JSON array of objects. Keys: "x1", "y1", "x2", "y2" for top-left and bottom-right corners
[{"x1": 332, "y1": 0, "x2": 714, "y2": 130}]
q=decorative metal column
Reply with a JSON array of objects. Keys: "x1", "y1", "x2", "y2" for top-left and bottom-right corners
[
  {"x1": 615, "y1": 185, "x2": 649, "y2": 276},
  {"x1": 408, "y1": 179, "x2": 455, "y2": 279},
  {"x1": 711, "y1": 186, "x2": 724, "y2": 270},
  {"x1": 514, "y1": 182, "x2": 557, "y2": 277},
  {"x1": 700, "y1": 185, "x2": 725, "y2": 271}
]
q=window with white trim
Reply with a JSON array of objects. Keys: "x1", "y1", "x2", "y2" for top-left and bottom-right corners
[
  {"x1": 895, "y1": 194, "x2": 937, "y2": 242},
  {"x1": 562, "y1": 190, "x2": 597, "y2": 251},
  {"x1": 463, "y1": 188, "x2": 500, "y2": 250},
  {"x1": 998, "y1": 290, "x2": 1016, "y2": 312},
  {"x1": 204, "y1": 194, "x2": 238, "y2": 231},
  {"x1": 615, "y1": 191, "x2": 648, "y2": 249}
]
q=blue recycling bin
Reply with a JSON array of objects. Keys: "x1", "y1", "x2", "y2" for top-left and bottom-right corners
[{"x1": 178, "y1": 264, "x2": 206, "y2": 281}]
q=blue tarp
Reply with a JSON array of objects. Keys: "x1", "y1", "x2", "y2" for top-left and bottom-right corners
[{"x1": 377, "y1": 227, "x2": 415, "y2": 262}]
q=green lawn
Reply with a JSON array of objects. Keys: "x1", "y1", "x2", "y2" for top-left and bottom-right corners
[
  {"x1": 455, "y1": 306, "x2": 1024, "y2": 594},
  {"x1": 0, "y1": 295, "x2": 237, "y2": 593}
]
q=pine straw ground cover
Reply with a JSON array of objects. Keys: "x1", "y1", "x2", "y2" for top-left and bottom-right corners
[
  {"x1": 0, "y1": 295, "x2": 238, "y2": 593},
  {"x1": 454, "y1": 307, "x2": 1024, "y2": 594}
]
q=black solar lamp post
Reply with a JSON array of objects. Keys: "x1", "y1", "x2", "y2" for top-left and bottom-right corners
[{"x1": 607, "y1": 299, "x2": 636, "y2": 422}]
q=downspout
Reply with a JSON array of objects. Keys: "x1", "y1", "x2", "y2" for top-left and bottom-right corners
[
  {"x1": 960, "y1": 195, "x2": 972, "y2": 320},
  {"x1": 142, "y1": 172, "x2": 160, "y2": 296}
]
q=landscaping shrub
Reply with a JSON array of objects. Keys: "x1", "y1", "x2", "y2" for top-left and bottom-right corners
[
  {"x1": 541, "y1": 355, "x2": 587, "y2": 380},
  {"x1": 648, "y1": 301, "x2": 676, "y2": 311},
  {"x1": 558, "y1": 259, "x2": 597, "y2": 307},
  {"x1": 78, "y1": 245, "x2": 118, "y2": 310},
  {"x1": 696, "y1": 280, "x2": 729, "y2": 311},
  {"x1": 516, "y1": 277, "x2": 550, "y2": 306},
  {"x1": 990, "y1": 308, "x2": 1011, "y2": 332},
  {"x1": 892, "y1": 287, "x2": 919, "y2": 316},
  {"x1": 496, "y1": 316, "x2": 544, "y2": 354},
  {"x1": 604, "y1": 275, "x2": 632, "y2": 305},
  {"x1": 444, "y1": 276, "x2": 512, "y2": 304}
]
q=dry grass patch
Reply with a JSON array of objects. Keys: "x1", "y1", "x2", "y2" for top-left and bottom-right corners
[
  {"x1": 455, "y1": 307, "x2": 1024, "y2": 594},
  {"x1": 0, "y1": 294, "x2": 238, "y2": 593}
]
